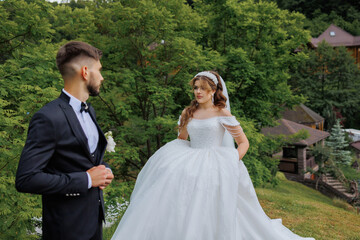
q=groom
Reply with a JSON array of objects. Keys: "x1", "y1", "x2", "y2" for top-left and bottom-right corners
[{"x1": 15, "y1": 41, "x2": 114, "y2": 240}]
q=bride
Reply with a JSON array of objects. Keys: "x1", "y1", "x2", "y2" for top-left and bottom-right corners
[{"x1": 111, "y1": 71, "x2": 314, "y2": 240}]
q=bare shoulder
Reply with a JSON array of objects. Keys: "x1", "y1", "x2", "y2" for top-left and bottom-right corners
[{"x1": 218, "y1": 108, "x2": 232, "y2": 117}]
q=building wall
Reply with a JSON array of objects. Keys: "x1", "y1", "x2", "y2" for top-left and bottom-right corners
[{"x1": 347, "y1": 46, "x2": 360, "y2": 66}]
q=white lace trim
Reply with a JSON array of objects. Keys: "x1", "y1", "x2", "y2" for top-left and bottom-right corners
[
  {"x1": 219, "y1": 116, "x2": 243, "y2": 138},
  {"x1": 218, "y1": 116, "x2": 240, "y2": 126}
]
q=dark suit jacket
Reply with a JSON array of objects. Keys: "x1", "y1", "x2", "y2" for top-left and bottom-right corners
[{"x1": 16, "y1": 92, "x2": 108, "y2": 240}]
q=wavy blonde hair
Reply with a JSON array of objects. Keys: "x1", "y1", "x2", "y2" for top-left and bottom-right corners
[{"x1": 179, "y1": 71, "x2": 227, "y2": 131}]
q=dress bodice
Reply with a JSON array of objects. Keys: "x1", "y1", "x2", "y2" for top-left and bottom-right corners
[{"x1": 186, "y1": 116, "x2": 241, "y2": 149}]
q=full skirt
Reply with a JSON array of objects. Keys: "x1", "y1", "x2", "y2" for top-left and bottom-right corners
[{"x1": 111, "y1": 139, "x2": 314, "y2": 240}]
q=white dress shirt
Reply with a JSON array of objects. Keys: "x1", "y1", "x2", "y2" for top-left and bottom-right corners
[{"x1": 62, "y1": 89, "x2": 99, "y2": 188}]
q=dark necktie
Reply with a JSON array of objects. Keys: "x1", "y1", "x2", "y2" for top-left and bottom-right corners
[{"x1": 80, "y1": 102, "x2": 89, "y2": 113}]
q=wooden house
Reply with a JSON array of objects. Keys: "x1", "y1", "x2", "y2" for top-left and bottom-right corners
[
  {"x1": 281, "y1": 104, "x2": 325, "y2": 131},
  {"x1": 350, "y1": 141, "x2": 360, "y2": 159},
  {"x1": 261, "y1": 119, "x2": 330, "y2": 178},
  {"x1": 310, "y1": 24, "x2": 360, "y2": 65}
]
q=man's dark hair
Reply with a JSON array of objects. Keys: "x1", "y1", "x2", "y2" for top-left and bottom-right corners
[{"x1": 56, "y1": 41, "x2": 102, "y2": 77}]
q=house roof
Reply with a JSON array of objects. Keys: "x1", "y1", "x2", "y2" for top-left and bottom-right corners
[
  {"x1": 311, "y1": 24, "x2": 360, "y2": 47},
  {"x1": 350, "y1": 141, "x2": 360, "y2": 151},
  {"x1": 281, "y1": 104, "x2": 324, "y2": 124},
  {"x1": 261, "y1": 119, "x2": 330, "y2": 146}
]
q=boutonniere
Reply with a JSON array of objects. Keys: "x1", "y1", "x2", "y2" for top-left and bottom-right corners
[{"x1": 105, "y1": 131, "x2": 116, "y2": 153}]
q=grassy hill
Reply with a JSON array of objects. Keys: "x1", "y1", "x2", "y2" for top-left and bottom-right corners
[
  {"x1": 256, "y1": 173, "x2": 360, "y2": 240},
  {"x1": 104, "y1": 173, "x2": 360, "y2": 240}
]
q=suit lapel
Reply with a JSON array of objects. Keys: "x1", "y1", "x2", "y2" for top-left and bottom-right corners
[
  {"x1": 87, "y1": 103, "x2": 107, "y2": 165},
  {"x1": 58, "y1": 93, "x2": 94, "y2": 163}
]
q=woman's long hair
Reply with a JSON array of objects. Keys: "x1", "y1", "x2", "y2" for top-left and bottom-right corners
[{"x1": 179, "y1": 71, "x2": 227, "y2": 131}]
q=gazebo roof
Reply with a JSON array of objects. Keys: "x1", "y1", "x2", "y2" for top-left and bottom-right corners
[
  {"x1": 261, "y1": 119, "x2": 330, "y2": 146},
  {"x1": 311, "y1": 24, "x2": 360, "y2": 48},
  {"x1": 281, "y1": 104, "x2": 324, "y2": 124}
]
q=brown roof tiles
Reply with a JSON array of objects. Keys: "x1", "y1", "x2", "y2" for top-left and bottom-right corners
[
  {"x1": 311, "y1": 24, "x2": 360, "y2": 47},
  {"x1": 261, "y1": 119, "x2": 330, "y2": 146},
  {"x1": 282, "y1": 104, "x2": 324, "y2": 124},
  {"x1": 350, "y1": 141, "x2": 360, "y2": 151}
]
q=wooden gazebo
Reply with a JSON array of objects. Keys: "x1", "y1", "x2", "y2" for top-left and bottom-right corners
[{"x1": 261, "y1": 119, "x2": 330, "y2": 177}]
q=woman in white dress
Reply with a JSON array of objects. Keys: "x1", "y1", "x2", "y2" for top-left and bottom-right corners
[{"x1": 111, "y1": 71, "x2": 315, "y2": 240}]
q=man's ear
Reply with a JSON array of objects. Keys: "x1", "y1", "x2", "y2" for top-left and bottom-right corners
[{"x1": 80, "y1": 65, "x2": 88, "y2": 81}]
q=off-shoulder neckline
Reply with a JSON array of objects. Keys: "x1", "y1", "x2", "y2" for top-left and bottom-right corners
[{"x1": 191, "y1": 116, "x2": 235, "y2": 121}]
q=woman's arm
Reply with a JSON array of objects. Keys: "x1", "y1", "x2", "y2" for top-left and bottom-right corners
[
  {"x1": 177, "y1": 109, "x2": 189, "y2": 140},
  {"x1": 224, "y1": 124, "x2": 249, "y2": 160},
  {"x1": 219, "y1": 108, "x2": 249, "y2": 160}
]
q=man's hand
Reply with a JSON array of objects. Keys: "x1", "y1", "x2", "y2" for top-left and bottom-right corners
[
  {"x1": 87, "y1": 165, "x2": 108, "y2": 188},
  {"x1": 99, "y1": 168, "x2": 114, "y2": 190}
]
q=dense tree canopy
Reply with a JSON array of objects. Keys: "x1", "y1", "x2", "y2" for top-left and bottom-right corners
[
  {"x1": 0, "y1": 0, "x2": 322, "y2": 238},
  {"x1": 274, "y1": 0, "x2": 360, "y2": 36},
  {"x1": 288, "y1": 42, "x2": 360, "y2": 129},
  {"x1": 196, "y1": 0, "x2": 309, "y2": 126}
]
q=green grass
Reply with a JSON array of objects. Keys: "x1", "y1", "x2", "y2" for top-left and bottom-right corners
[
  {"x1": 340, "y1": 164, "x2": 360, "y2": 182},
  {"x1": 256, "y1": 173, "x2": 360, "y2": 240},
  {"x1": 104, "y1": 173, "x2": 360, "y2": 240}
]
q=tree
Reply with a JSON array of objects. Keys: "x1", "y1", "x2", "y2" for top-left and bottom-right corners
[
  {"x1": 309, "y1": 143, "x2": 332, "y2": 189},
  {"x1": 274, "y1": 0, "x2": 360, "y2": 36},
  {"x1": 83, "y1": 0, "x2": 224, "y2": 180},
  {"x1": 0, "y1": 0, "x2": 54, "y2": 63},
  {"x1": 326, "y1": 119, "x2": 352, "y2": 165},
  {"x1": 289, "y1": 41, "x2": 360, "y2": 129},
  {"x1": 0, "y1": 43, "x2": 60, "y2": 239},
  {"x1": 195, "y1": 0, "x2": 310, "y2": 127},
  {"x1": 0, "y1": 1, "x2": 62, "y2": 238},
  {"x1": 0, "y1": 1, "x2": 319, "y2": 236},
  {"x1": 193, "y1": 0, "x2": 310, "y2": 185}
]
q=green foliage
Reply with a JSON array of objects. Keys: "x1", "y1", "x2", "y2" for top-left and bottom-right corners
[
  {"x1": 0, "y1": 0, "x2": 329, "y2": 237},
  {"x1": 0, "y1": 1, "x2": 62, "y2": 238},
  {"x1": 240, "y1": 118, "x2": 279, "y2": 186},
  {"x1": 339, "y1": 164, "x2": 360, "y2": 182},
  {"x1": 326, "y1": 119, "x2": 352, "y2": 165},
  {"x1": 310, "y1": 143, "x2": 350, "y2": 188},
  {"x1": 196, "y1": 0, "x2": 309, "y2": 126},
  {"x1": 88, "y1": 0, "x2": 224, "y2": 180},
  {"x1": 256, "y1": 172, "x2": 360, "y2": 240},
  {"x1": 0, "y1": 0, "x2": 54, "y2": 63},
  {"x1": 289, "y1": 41, "x2": 360, "y2": 129},
  {"x1": 274, "y1": 0, "x2": 360, "y2": 36},
  {"x1": 310, "y1": 143, "x2": 333, "y2": 177},
  {"x1": 0, "y1": 78, "x2": 58, "y2": 239}
]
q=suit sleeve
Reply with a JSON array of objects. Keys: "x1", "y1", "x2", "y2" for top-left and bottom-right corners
[{"x1": 15, "y1": 112, "x2": 88, "y2": 195}]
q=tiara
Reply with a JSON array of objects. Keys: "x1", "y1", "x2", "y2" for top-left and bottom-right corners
[{"x1": 194, "y1": 71, "x2": 218, "y2": 85}]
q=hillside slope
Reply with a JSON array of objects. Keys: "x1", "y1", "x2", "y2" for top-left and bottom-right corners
[{"x1": 256, "y1": 173, "x2": 360, "y2": 240}]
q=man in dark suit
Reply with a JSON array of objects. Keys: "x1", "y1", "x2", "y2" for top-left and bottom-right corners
[{"x1": 15, "y1": 41, "x2": 114, "y2": 240}]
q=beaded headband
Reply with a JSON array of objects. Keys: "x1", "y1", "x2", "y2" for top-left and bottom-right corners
[{"x1": 194, "y1": 71, "x2": 218, "y2": 85}]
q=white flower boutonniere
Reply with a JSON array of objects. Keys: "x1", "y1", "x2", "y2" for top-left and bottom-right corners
[{"x1": 105, "y1": 131, "x2": 116, "y2": 153}]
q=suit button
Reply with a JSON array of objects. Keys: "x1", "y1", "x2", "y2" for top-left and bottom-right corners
[
  {"x1": 66, "y1": 194, "x2": 69, "y2": 196},
  {"x1": 91, "y1": 154, "x2": 95, "y2": 158}
]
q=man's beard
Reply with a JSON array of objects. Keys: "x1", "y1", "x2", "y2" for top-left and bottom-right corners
[{"x1": 87, "y1": 79, "x2": 100, "y2": 96}]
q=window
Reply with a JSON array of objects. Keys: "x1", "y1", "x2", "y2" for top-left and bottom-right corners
[{"x1": 330, "y1": 31, "x2": 336, "y2": 37}]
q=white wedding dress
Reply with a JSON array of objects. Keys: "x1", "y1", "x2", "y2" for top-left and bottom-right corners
[{"x1": 111, "y1": 116, "x2": 314, "y2": 240}]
